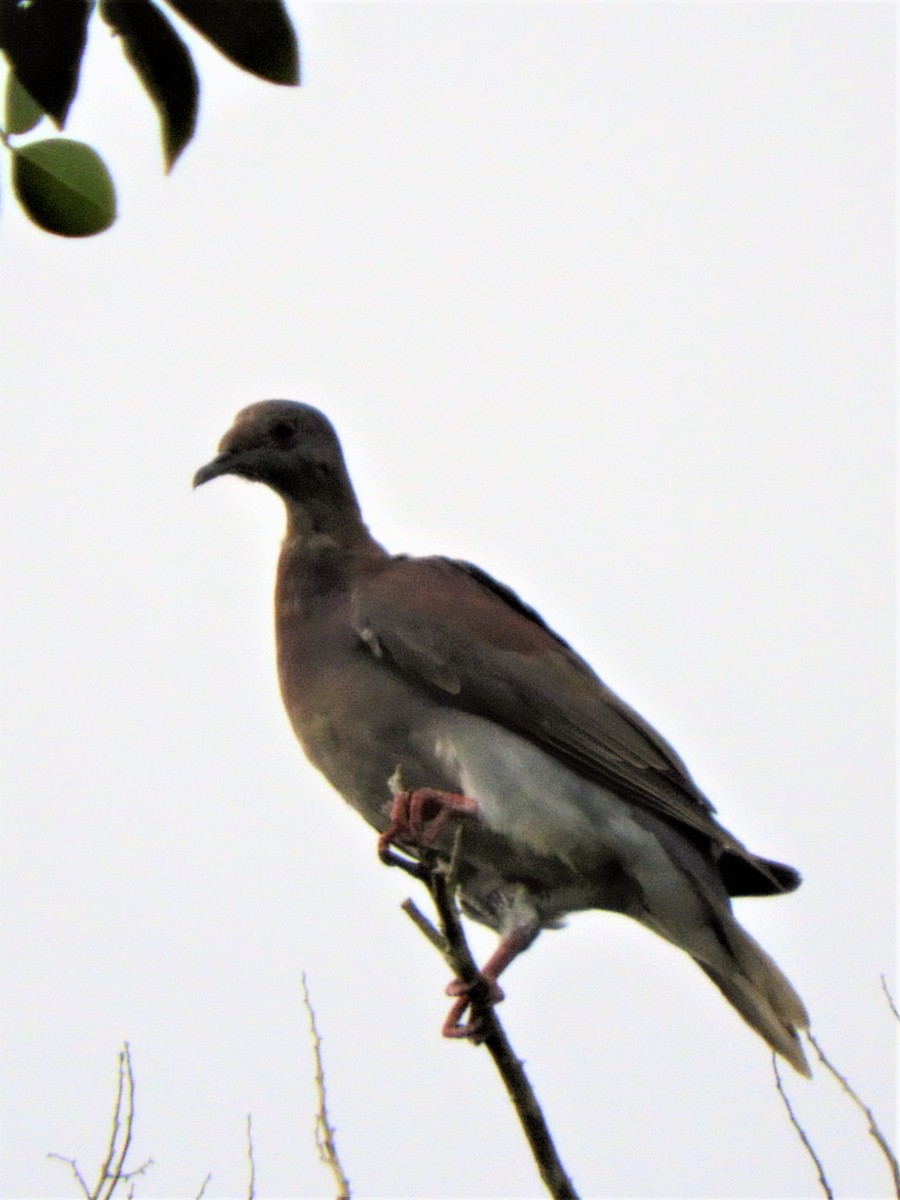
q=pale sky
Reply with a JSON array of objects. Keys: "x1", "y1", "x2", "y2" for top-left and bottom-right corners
[{"x1": 1, "y1": 4, "x2": 895, "y2": 1198}]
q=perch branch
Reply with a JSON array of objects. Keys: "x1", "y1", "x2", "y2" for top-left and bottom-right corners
[{"x1": 396, "y1": 830, "x2": 578, "y2": 1200}]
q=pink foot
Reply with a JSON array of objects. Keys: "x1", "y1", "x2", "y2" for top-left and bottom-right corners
[
  {"x1": 378, "y1": 787, "x2": 479, "y2": 862},
  {"x1": 442, "y1": 976, "x2": 506, "y2": 1040},
  {"x1": 440, "y1": 923, "x2": 539, "y2": 1041}
]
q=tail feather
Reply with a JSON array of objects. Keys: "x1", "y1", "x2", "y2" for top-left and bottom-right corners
[{"x1": 697, "y1": 923, "x2": 810, "y2": 1076}]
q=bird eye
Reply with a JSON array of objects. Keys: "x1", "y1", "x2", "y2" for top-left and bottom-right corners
[{"x1": 270, "y1": 420, "x2": 296, "y2": 447}]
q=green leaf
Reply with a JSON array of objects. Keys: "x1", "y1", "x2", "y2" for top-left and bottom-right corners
[
  {"x1": 100, "y1": 0, "x2": 198, "y2": 170},
  {"x1": 0, "y1": 0, "x2": 92, "y2": 126},
  {"x1": 4, "y1": 70, "x2": 43, "y2": 135},
  {"x1": 12, "y1": 138, "x2": 116, "y2": 237},
  {"x1": 163, "y1": 0, "x2": 299, "y2": 85}
]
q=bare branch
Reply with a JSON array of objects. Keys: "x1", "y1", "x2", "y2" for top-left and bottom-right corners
[
  {"x1": 401, "y1": 897, "x2": 447, "y2": 954},
  {"x1": 120, "y1": 1157, "x2": 154, "y2": 1200},
  {"x1": 399, "y1": 849, "x2": 578, "y2": 1200},
  {"x1": 47, "y1": 1154, "x2": 92, "y2": 1199},
  {"x1": 99, "y1": 1043, "x2": 136, "y2": 1200},
  {"x1": 119, "y1": 1160, "x2": 153, "y2": 1184},
  {"x1": 379, "y1": 844, "x2": 432, "y2": 882},
  {"x1": 49, "y1": 1043, "x2": 150, "y2": 1200},
  {"x1": 301, "y1": 974, "x2": 352, "y2": 1199},
  {"x1": 94, "y1": 1047, "x2": 127, "y2": 1200},
  {"x1": 807, "y1": 1031, "x2": 900, "y2": 1197},
  {"x1": 195, "y1": 1172, "x2": 213, "y2": 1200},
  {"x1": 881, "y1": 975, "x2": 899, "y2": 1023},
  {"x1": 772, "y1": 1054, "x2": 833, "y2": 1198},
  {"x1": 246, "y1": 1114, "x2": 256, "y2": 1200}
]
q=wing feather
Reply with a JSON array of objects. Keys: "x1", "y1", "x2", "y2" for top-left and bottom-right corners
[{"x1": 352, "y1": 556, "x2": 747, "y2": 846}]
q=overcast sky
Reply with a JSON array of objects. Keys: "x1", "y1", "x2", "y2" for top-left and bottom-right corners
[{"x1": 1, "y1": 4, "x2": 895, "y2": 1198}]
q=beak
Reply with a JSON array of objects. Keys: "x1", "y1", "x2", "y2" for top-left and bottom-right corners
[{"x1": 193, "y1": 453, "x2": 234, "y2": 489}]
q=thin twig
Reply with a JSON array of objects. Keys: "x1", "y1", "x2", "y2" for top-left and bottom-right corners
[
  {"x1": 246, "y1": 1114, "x2": 256, "y2": 1200},
  {"x1": 119, "y1": 1161, "x2": 153, "y2": 1186},
  {"x1": 47, "y1": 1154, "x2": 91, "y2": 1200},
  {"x1": 301, "y1": 974, "x2": 352, "y2": 1199},
  {"x1": 807, "y1": 1031, "x2": 900, "y2": 1197},
  {"x1": 100, "y1": 1044, "x2": 136, "y2": 1200},
  {"x1": 94, "y1": 1048, "x2": 127, "y2": 1200},
  {"x1": 398, "y1": 840, "x2": 578, "y2": 1200},
  {"x1": 772, "y1": 1054, "x2": 833, "y2": 1198},
  {"x1": 881, "y1": 975, "x2": 899, "y2": 1023},
  {"x1": 401, "y1": 897, "x2": 447, "y2": 954},
  {"x1": 380, "y1": 845, "x2": 432, "y2": 882},
  {"x1": 195, "y1": 1172, "x2": 213, "y2": 1200},
  {"x1": 119, "y1": 1156, "x2": 153, "y2": 1200},
  {"x1": 49, "y1": 1043, "x2": 151, "y2": 1200}
]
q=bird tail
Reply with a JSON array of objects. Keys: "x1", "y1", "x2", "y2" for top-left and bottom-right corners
[{"x1": 696, "y1": 921, "x2": 811, "y2": 1076}]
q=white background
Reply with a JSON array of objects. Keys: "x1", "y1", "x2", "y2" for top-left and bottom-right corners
[{"x1": 1, "y1": 4, "x2": 894, "y2": 1198}]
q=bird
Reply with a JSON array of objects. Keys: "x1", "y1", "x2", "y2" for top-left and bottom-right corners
[{"x1": 194, "y1": 399, "x2": 810, "y2": 1075}]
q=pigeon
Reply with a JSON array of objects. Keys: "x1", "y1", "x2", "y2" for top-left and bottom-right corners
[{"x1": 194, "y1": 399, "x2": 810, "y2": 1075}]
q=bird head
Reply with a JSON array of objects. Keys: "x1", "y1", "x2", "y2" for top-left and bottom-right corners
[
  {"x1": 194, "y1": 400, "x2": 346, "y2": 498},
  {"x1": 194, "y1": 400, "x2": 369, "y2": 543}
]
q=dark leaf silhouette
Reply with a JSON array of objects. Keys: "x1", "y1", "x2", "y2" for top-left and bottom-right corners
[
  {"x1": 101, "y1": 0, "x2": 199, "y2": 169},
  {"x1": 0, "y1": 0, "x2": 91, "y2": 125},
  {"x1": 164, "y1": 0, "x2": 299, "y2": 85},
  {"x1": 0, "y1": 0, "x2": 299, "y2": 238}
]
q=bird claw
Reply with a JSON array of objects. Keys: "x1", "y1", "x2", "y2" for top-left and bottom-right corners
[
  {"x1": 445, "y1": 977, "x2": 505, "y2": 1001},
  {"x1": 441, "y1": 975, "x2": 505, "y2": 1041},
  {"x1": 378, "y1": 787, "x2": 479, "y2": 862},
  {"x1": 376, "y1": 787, "x2": 519, "y2": 1045}
]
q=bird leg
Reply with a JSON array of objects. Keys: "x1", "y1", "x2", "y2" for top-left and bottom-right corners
[
  {"x1": 378, "y1": 785, "x2": 536, "y2": 1041},
  {"x1": 378, "y1": 787, "x2": 479, "y2": 862},
  {"x1": 442, "y1": 921, "x2": 540, "y2": 1040}
]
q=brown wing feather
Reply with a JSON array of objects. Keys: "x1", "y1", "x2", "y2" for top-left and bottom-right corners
[{"x1": 352, "y1": 555, "x2": 754, "y2": 854}]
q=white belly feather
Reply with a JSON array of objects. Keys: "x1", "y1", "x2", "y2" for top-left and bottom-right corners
[{"x1": 432, "y1": 710, "x2": 724, "y2": 960}]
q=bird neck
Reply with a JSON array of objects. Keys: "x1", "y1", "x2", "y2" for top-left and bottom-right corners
[
  {"x1": 277, "y1": 505, "x2": 388, "y2": 612},
  {"x1": 283, "y1": 492, "x2": 369, "y2": 545}
]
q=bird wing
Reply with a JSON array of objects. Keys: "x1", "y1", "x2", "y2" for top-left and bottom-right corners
[{"x1": 351, "y1": 554, "x2": 754, "y2": 855}]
